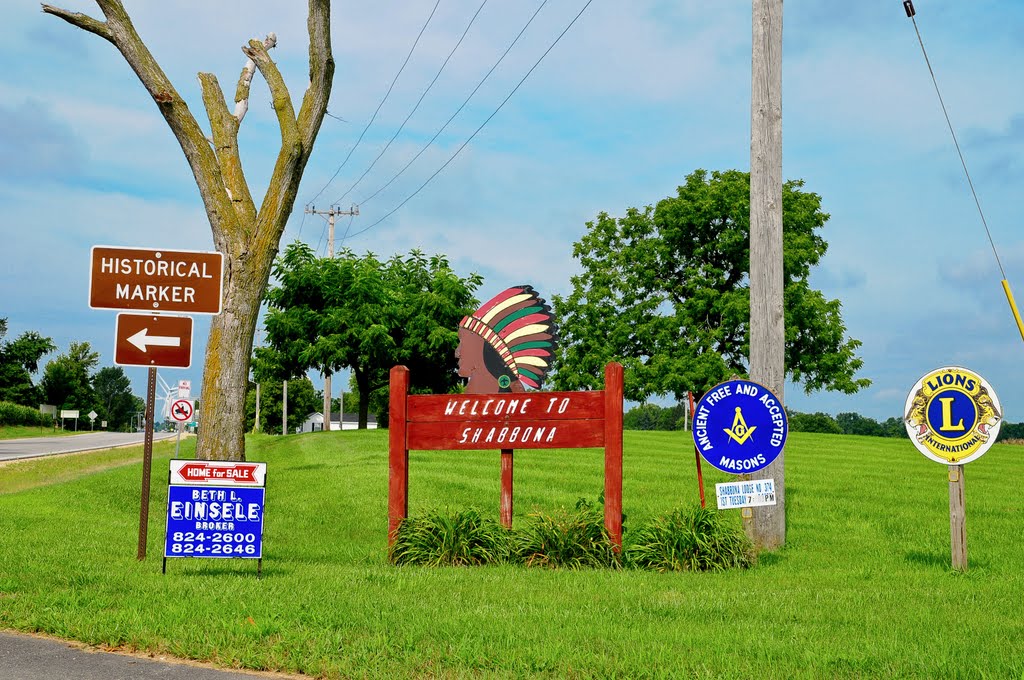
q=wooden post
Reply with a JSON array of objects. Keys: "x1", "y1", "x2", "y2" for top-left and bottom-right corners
[
  {"x1": 388, "y1": 366, "x2": 410, "y2": 545},
  {"x1": 137, "y1": 366, "x2": 157, "y2": 560},
  {"x1": 688, "y1": 392, "x2": 706, "y2": 508},
  {"x1": 604, "y1": 362, "x2": 624, "y2": 551},
  {"x1": 949, "y1": 464, "x2": 967, "y2": 570},
  {"x1": 747, "y1": 0, "x2": 786, "y2": 549},
  {"x1": 500, "y1": 449, "x2": 514, "y2": 528}
]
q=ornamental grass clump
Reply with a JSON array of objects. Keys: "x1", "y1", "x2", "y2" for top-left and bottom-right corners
[
  {"x1": 515, "y1": 504, "x2": 619, "y2": 569},
  {"x1": 389, "y1": 508, "x2": 513, "y2": 566},
  {"x1": 626, "y1": 506, "x2": 754, "y2": 572}
]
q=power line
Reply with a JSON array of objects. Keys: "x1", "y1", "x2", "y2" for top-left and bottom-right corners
[
  {"x1": 342, "y1": 0, "x2": 594, "y2": 244},
  {"x1": 904, "y1": 0, "x2": 1024, "y2": 344},
  {"x1": 304, "y1": 0, "x2": 442, "y2": 207},
  {"x1": 332, "y1": 0, "x2": 490, "y2": 206},
  {"x1": 354, "y1": 0, "x2": 551, "y2": 209},
  {"x1": 338, "y1": 212, "x2": 357, "y2": 248},
  {"x1": 904, "y1": 0, "x2": 1004, "y2": 279}
]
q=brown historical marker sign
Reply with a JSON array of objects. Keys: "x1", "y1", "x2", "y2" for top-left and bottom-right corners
[
  {"x1": 90, "y1": 246, "x2": 223, "y2": 314},
  {"x1": 115, "y1": 313, "x2": 193, "y2": 369}
]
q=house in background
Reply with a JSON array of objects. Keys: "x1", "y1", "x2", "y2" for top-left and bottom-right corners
[{"x1": 300, "y1": 412, "x2": 378, "y2": 433}]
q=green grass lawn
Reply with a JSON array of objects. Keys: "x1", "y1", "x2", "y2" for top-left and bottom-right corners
[
  {"x1": 1, "y1": 430, "x2": 1023, "y2": 678},
  {"x1": 0, "y1": 425, "x2": 81, "y2": 440}
]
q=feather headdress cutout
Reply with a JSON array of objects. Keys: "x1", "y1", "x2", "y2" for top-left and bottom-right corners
[{"x1": 460, "y1": 285, "x2": 558, "y2": 389}]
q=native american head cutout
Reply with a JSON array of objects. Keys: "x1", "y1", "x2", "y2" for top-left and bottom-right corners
[{"x1": 456, "y1": 285, "x2": 558, "y2": 394}]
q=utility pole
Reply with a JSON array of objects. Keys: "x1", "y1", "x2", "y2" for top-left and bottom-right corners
[
  {"x1": 305, "y1": 204, "x2": 359, "y2": 433},
  {"x1": 283, "y1": 379, "x2": 288, "y2": 436},
  {"x1": 253, "y1": 327, "x2": 261, "y2": 433},
  {"x1": 748, "y1": 0, "x2": 786, "y2": 549}
]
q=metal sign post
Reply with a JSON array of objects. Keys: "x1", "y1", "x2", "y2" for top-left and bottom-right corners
[
  {"x1": 170, "y1": 398, "x2": 194, "y2": 459},
  {"x1": 89, "y1": 246, "x2": 225, "y2": 562},
  {"x1": 137, "y1": 367, "x2": 157, "y2": 561}
]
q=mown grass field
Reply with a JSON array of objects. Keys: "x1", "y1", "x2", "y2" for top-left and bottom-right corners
[
  {"x1": 1, "y1": 430, "x2": 1023, "y2": 678},
  {"x1": 0, "y1": 425, "x2": 76, "y2": 440}
]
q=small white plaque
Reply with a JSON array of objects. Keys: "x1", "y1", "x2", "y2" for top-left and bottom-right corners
[{"x1": 716, "y1": 478, "x2": 777, "y2": 510}]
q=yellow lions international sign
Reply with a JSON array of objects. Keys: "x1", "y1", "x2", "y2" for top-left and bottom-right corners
[{"x1": 904, "y1": 366, "x2": 1002, "y2": 465}]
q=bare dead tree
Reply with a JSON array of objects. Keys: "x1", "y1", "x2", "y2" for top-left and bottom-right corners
[{"x1": 42, "y1": 0, "x2": 334, "y2": 460}]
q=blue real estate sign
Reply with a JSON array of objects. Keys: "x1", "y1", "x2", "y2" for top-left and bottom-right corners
[
  {"x1": 692, "y1": 380, "x2": 787, "y2": 474},
  {"x1": 164, "y1": 460, "x2": 266, "y2": 560}
]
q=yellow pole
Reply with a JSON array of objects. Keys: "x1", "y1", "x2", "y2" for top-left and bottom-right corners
[{"x1": 1001, "y1": 280, "x2": 1024, "y2": 343}]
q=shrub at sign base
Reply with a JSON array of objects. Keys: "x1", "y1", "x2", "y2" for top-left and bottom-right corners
[{"x1": 390, "y1": 505, "x2": 752, "y2": 572}]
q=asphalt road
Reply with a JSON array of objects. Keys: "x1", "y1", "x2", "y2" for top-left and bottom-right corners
[
  {"x1": 0, "y1": 631, "x2": 292, "y2": 679},
  {"x1": 0, "y1": 431, "x2": 177, "y2": 463}
]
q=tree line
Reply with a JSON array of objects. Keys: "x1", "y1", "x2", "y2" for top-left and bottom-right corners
[
  {"x1": 0, "y1": 318, "x2": 142, "y2": 431},
  {"x1": 622, "y1": 401, "x2": 1024, "y2": 443},
  {"x1": 39, "y1": 0, "x2": 867, "y2": 461},
  {"x1": 6, "y1": 167, "x2": 873, "y2": 444}
]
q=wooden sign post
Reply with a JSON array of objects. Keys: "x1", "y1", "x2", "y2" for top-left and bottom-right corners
[
  {"x1": 389, "y1": 362, "x2": 624, "y2": 550},
  {"x1": 904, "y1": 366, "x2": 1002, "y2": 571},
  {"x1": 948, "y1": 465, "x2": 966, "y2": 570}
]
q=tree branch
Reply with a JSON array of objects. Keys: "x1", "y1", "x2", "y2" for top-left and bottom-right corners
[
  {"x1": 297, "y1": 0, "x2": 335, "y2": 164},
  {"x1": 40, "y1": 4, "x2": 113, "y2": 43},
  {"x1": 244, "y1": 37, "x2": 304, "y2": 241},
  {"x1": 234, "y1": 33, "x2": 277, "y2": 123},
  {"x1": 86, "y1": 0, "x2": 236, "y2": 250},
  {"x1": 243, "y1": 39, "x2": 299, "y2": 147},
  {"x1": 198, "y1": 73, "x2": 256, "y2": 227}
]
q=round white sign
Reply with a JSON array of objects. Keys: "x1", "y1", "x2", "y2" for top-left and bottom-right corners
[
  {"x1": 170, "y1": 399, "x2": 194, "y2": 423},
  {"x1": 904, "y1": 366, "x2": 1002, "y2": 465}
]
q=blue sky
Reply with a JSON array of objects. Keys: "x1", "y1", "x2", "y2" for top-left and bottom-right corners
[{"x1": 3, "y1": 1, "x2": 1024, "y2": 421}]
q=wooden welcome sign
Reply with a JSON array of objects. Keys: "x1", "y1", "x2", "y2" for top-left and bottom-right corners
[{"x1": 388, "y1": 362, "x2": 624, "y2": 549}]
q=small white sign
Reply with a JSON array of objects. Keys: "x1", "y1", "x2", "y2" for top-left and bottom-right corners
[
  {"x1": 178, "y1": 379, "x2": 192, "y2": 400},
  {"x1": 716, "y1": 478, "x2": 777, "y2": 510},
  {"x1": 88, "y1": 410, "x2": 98, "y2": 422}
]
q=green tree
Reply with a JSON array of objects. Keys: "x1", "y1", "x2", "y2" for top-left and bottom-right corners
[
  {"x1": 998, "y1": 422, "x2": 1024, "y2": 442},
  {"x1": 93, "y1": 366, "x2": 137, "y2": 430},
  {"x1": 261, "y1": 242, "x2": 482, "y2": 428},
  {"x1": 553, "y1": 169, "x2": 870, "y2": 402},
  {"x1": 244, "y1": 377, "x2": 318, "y2": 435},
  {"x1": 624, "y1": 403, "x2": 689, "y2": 431},
  {"x1": 786, "y1": 409, "x2": 842, "y2": 434},
  {"x1": 39, "y1": 342, "x2": 100, "y2": 412},
  {"x1": 0, "y1": 319, "x2": 56, "y2": 406},
  {"x1": 879, "y1": 416, "x2": 906, "y2": 439},
  {"x1": 835, "y1": 412, "x2": 882, "y2": 437},
  {"x1": 623, "y1": 403, "x2": 662, "y2": 431}
]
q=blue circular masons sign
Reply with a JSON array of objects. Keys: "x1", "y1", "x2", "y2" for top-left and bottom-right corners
[{"x1": 692, "y1": 379, "x2": 788, "y2": 474}]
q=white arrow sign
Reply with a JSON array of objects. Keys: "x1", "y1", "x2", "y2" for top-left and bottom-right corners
[{"x1": 127, "y1": 328, "x2": 182, "y2": 353}]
